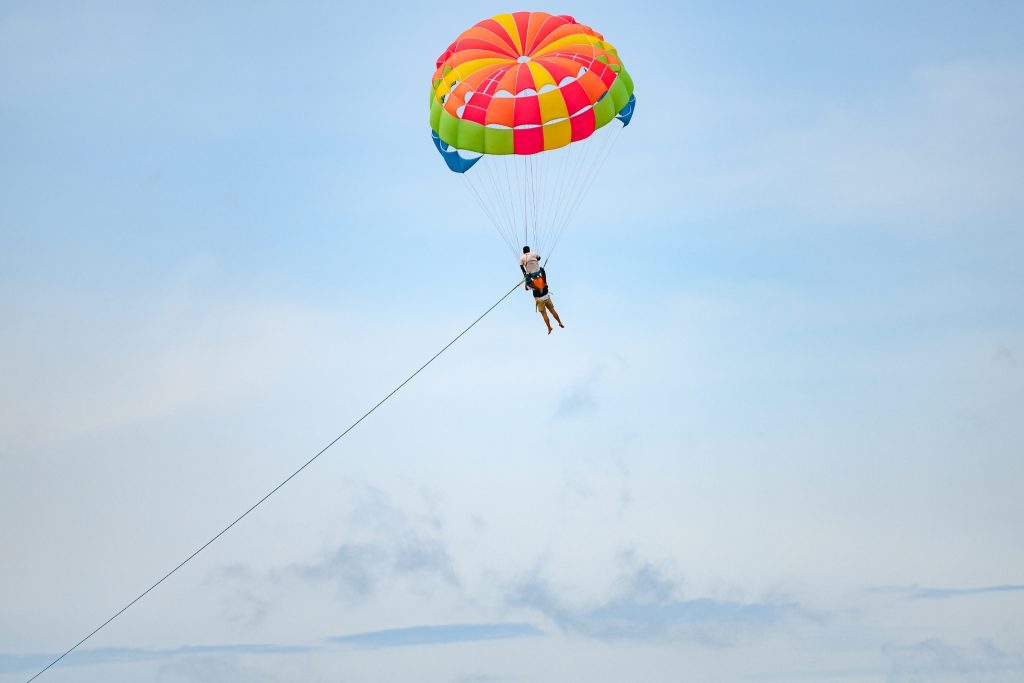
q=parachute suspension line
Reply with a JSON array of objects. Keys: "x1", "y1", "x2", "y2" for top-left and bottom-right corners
[
  {"x1": 537, "y1": 147, "x2": 557, "y2": 254},
  {"x1": 503, "y1": 154, "x2": 517, "y2": 250},
  {"x1": 521, "y1": 157, "x2": 528, "y2": 247},
  {"x1": 495, "y1": 158, "x2": 520, "y2": 256},
  {"x1": 547, "y1": 139, "x2": 575, "y2": 253},
  {"x1": 541, "y1": 148, "x2": 554, "y2": 229},
  {"x1": 543, "y1": 128, "x2": 592, "y2": 259},
  {"x1": 524, "y1": 155, "x2": 533, "y2": 250},
  {"x1": 549, "y1": 132, "x2": 594, "y2": 249},
  {"x1": 522, "y1": 155, "x2": 529, "y2": 249},
  {"x1": 538, "y1": 152, "x2": 554, "y2": 256},
  {"x1": 465, "y1": 168, "x2": 501, "y2": 254},
  {"x1": 458, "y1": 120, "x2": 626, "y2": 263},
  {"x1": 528, "y1": 154, "x2": 539, "y2": 250},
  {"x1": 463, "y1": 173, "x2": 517, "y2": 257},
  {"x1": 510, "y1": 155, "x2": 521, "y2": 248},
  {"x1": 551, "y1": 139, "x2": 579, "y2": 252},
  {"x1": 528, "y1": 151, "x2": 543, "y2": 252},
  {"x1": 478, "y1": 155, "x2": 517, "y2": 255},
  {"x1": 547, "y1": 129, "x2": 613, "y2": 261},
  {"x1": 536, "y1": 154, "x2": 544, "y2": 250},
  {"x1": 548, "y1": 123, "x2": 625, "y2": 261},
  {"x1": 527, "y1": 153, "x2": 538, "y2": 251},
  {"x1": 497, "y1": 158, "x2": 517, "y2": 248},
  {"x1": 23, "y1": 278, "x2": 525, "y2": 683},
  {"x1": 484, "y1": 158, "x2": 510, "y2": 249},
  {"x1": 534, "y1": 143, "x2": 564, "y2": 258},
  {"x1": 542, "y1": 150, "x2": 555, "y2": 249}
]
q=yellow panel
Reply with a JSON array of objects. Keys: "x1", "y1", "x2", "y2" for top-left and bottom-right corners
[
  {"x1": 492, "y1": 14, "x2": 523, "y2": 54},
  {"x1": 526, "y1": 61, "x2": 557, "y2": 89},
  {"x1": 542, "y1": 118, "x2": 572, "y2": 151},
  {"x1": 538, "y1": 89, "x2": 569, "y2": 122},
  {"x1": 448, "y1": 57, "x2": 511, "y2": 81},
  {"x1": 534, "y1": 34, "x2": 598, "y2": 57},
  {"x1": 437, "y1": 58, "x2": 510, "y2": 99}
]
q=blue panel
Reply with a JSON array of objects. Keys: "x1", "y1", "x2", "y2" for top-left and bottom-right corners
[
  {"x1": 615, "y1": 93, "x2": 636, "y2": 127},
  {"x1": 431, "y1": 130, "x2": 482, "y2": 174}
]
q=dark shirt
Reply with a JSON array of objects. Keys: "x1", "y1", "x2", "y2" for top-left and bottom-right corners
[{"x1": 529, "y1": 268, "x2": 549, "y2": 298}]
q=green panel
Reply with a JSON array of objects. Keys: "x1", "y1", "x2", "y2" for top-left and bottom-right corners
[
  {"x1": 433, "y1": 106, "x2": 530, "y2": 156},
  {"x1": 608, "y1": 75, "x2": 629, "y2": 112},
  {"x1": 457, "y1": 119, "x2": 485, "y2": 151},
  {"x1": 618, "y1": 67, "x2": 634, "y2": 95},
  {"x1": 429, "y1": 94, "x2": 442, "y2": 132},
  {"x1": 436, "y1": 108, "x2": 492, "y2": 153},
  {"x1": 434, "y1": 104, "x2": 516, "y2": 155},
  {"x1": 438, "y1": 109, "x2": 461, "y2": 146},
  {"x1": 483, "y1": 126, "x2": 514, "y2": 155},
  {"x1": 593, "y1": 93, "x2": 616, "y2": 128}
]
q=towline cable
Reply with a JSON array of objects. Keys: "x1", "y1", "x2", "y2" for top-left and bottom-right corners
[{"x1": 26, "y1": 278, "x2": 525, "y2": 683}]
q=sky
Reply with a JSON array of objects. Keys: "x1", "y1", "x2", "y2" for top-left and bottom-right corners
[{"x1": 1, "y1": 1, "x2": 1023, "y2": 682}]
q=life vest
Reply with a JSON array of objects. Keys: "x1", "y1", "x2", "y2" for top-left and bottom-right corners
[{"x1": 526, "y1": 269, "x2": 546, "y2": 291}]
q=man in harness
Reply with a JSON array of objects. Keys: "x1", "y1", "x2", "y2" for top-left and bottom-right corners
[{"x1": 520, "y1": 246, "x2": 565, "y2": 335}]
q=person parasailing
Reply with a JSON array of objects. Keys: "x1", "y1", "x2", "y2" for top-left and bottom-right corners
[
  {"x1": 520, "y1": 246, "x2": 563, "y2": 334},
  {"x1": 519, "y1": 245, "x2": 542, "y2": 288}
]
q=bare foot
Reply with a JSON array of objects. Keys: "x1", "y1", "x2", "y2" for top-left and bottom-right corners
[
  {"x1": 547, "y1": 327, "x2": 553, "y2": 335},
  {"x1": 558, "y1": 323, "x2": 565, "y2": 328}
]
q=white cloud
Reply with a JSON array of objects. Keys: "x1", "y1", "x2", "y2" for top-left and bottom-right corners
[{"x1": 885, "y1": 638, "x2": 1024, "y2": 683}]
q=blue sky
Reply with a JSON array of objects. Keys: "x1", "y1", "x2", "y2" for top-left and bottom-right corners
[{"x1": 2, "y1": 2, "x2": 1023, "y2": 682}]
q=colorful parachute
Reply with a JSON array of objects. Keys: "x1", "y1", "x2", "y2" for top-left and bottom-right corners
[{"x1": 430, "y1": 12, "x2": 636, "y2": 258}]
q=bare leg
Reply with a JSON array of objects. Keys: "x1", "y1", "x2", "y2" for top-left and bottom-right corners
[
  {"x1": 539, "y1": 309, "x2": 553, "y2": 334},
  {"x1": 549, "y1": 305, "x2": 564, "y2": 328}
]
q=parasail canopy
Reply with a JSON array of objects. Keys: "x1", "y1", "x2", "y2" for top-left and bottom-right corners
[{"x1": 429, "y1": 12, "x2": 636, "y2": 258}]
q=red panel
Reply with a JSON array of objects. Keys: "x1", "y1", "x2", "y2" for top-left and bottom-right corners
[
  {"x1": 594, "y1": 62, "x2": 616, "y2": 87},
  {"x1": 467, "y1": 92, "x2": 493, "y2": 110},
  {"x1": 451, "y1": 48, "x2": 511, "y2": 66},
  {"x1": 476, "y1": 66, "x2": 510, "y2": 96},
  {"x1": 569, "y1": 108, "x2": 596, "y2": 142},
  {"x1": 436, "y1": 46, "x2": 453, "y2": 69},
  {"x1": 476, "y1": 18, "x2": 518, "y2": 54},
  {"x1": 462, "y1": 104, "x2": 487, "y2": 125},
  {"x1": 560, "y1": 80, "x2": 591, "y2": 115},
  {"x1": 533, "y1": 57, "x2": 575, "y2": 83},
  {"x1": 512, "y1": 12, "x2": 531, "y2": 53},
  {"x1": 513, "y1": 95, "x2": 542, "y2": 127},
  {"x1": 560, "y1": 53, "x2": 592, "y2": 70},
  {"x1": 455, "y1": 27, "x2": 518, "y2": 58},
  {"x1": 514, "y1": 63, "x2": 536, "y2": 94},
  {"x1": 452, "y1": 39, "x2": 515, "y2": 57},
  {"x1": 514, "y1": 126, "x2": 544, "y2": 154}
]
